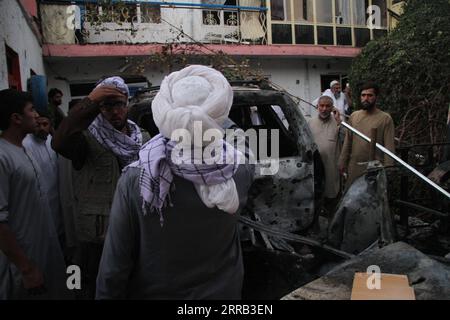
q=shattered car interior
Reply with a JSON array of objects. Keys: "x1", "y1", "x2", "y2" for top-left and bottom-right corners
[{"x1": 128, "y1": 81, "x2": 450, "y2": 300}]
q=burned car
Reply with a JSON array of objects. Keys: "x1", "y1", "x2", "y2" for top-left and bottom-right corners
[
  {"x1": 129, "y1": 80, "x2": 324, "y2": 234},
  {"x1": 128, "y1": 80, "x2": 327, "y2": 299}
]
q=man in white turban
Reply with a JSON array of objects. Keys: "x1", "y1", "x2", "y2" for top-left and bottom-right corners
[
  {"x1": 313, "y1": 80, "x2": 350, "y2": 122},
  {"x1": 96, "y1": 65, "x2": 255, "y2": 299}
]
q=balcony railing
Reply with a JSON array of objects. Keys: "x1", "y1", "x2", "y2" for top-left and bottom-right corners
[{"x1": 39, "y1": 1, "x2": 268, "y2": 45}]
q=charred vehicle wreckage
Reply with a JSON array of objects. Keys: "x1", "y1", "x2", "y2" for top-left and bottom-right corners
[{"x1": 128, "y1": 80, "x2": 450, "y2": 300}]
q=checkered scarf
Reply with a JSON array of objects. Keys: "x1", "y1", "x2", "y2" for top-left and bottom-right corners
[
  {"x1": 88, "y1": 114, "x2": 143, "y2": 167},
  {"x1": 126, "y1": 134, "x2": 243, "y2": 224}
]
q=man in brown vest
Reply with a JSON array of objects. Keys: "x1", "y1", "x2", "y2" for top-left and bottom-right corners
[{"x1": 52, "y1": 77, "x2": 149, "y2": 299}]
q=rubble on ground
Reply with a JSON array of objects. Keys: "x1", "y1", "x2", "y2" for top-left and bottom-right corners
[{"x1": 282, "y1": 242, "x2": 450, "y2": 300}]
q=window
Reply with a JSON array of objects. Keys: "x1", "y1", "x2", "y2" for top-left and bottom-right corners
[
  {"x1": 228, "y1": 104, "x2": 298, "y2": 159},
  {"x1": 6, "y1": 45, "x2": 21, "y2": 91},
  {"x1": 373, "y1": 29, "x2": 387, "y2": 39},
  {"x1": 372, "y1": 0, "x2": 387, "y2": 28},
  {"x1": 316, "y1": 0, "x2": 333, "y2": 23},
  {"x1": 272, "y1": 24, "x2": 292, "y2": 44},
  {"x1": 353, "y1": 0, "x2": 370, "y2": 26},
  {"x1": 317, "y1": 26, "x2": 334, "y2": 45},
  {"x1": 203, "y1": 10, "x2": 221, "y2": 25},
  {"x1": 335, "y1": 0, "x2": 351, "y2": 25},
  {"x1": 320, "y1": 74, "x2": 347, "y2": 93},
  {"x1": 203, "y1": 0, "x2": 238, "y2": 26},
  {"x1": 336, "y1": 27, "x2": 352, "y2": 45},
  {"x1": 354, "y1": 28, "x2": 371, "y2": 47},
  {"x1": 293, "y1": 0, "x2": 314, "y2": 22},
  {"x1": 295, "y1": 25, "x2": 315, "y2": 44},
  {"x1": 86, "y1": 3, "x2": 160, "y2": 24},
  {"x1": 271, "y1": 0, "x2": 290, "y2": 21},
  {"x1": 268, "y1": 0, "x2": 389, "y2": 47},
  {"x1": 140, "y1": 4, "x2": 161, "y2": 24}
]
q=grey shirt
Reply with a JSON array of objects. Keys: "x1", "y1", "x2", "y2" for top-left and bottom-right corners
[
  {"x1": 23, "y1": 134, "x2": 63, "y2": 237},
  {"x1": 96, "y1": 165, "x2": 254, "y2": 299},
  {"x1": 0, "y1": 138, "x2": 69, "y2": 299}
]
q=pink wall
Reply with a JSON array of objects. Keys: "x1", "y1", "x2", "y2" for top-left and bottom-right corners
[
  {"x1": 43, "y1": 44, "x2": 361, "y2": 58},
  {"x1": 19, "y1": 0, "x2": 38, "y2": 17}
]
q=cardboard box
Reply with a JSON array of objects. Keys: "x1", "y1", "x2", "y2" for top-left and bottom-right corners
[{"x1": 351, "y1": 273, "x2": 416, "y2": 300}]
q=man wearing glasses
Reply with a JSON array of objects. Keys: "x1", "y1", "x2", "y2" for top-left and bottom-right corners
[{"x1": 52, "y1": 77, "x2": 150, "y2": 299}]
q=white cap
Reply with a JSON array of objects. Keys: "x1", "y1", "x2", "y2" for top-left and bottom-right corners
[{"x1": 330, "y1": 80, "x2": 340, "y2": 88}]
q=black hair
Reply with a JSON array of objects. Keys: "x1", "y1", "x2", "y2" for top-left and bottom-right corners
[
  {"x1": 48, "y1": 88, "x2": 63, "y2": 99},
  {"x1": 360, "y1": 81, "x2": 380, "y2": 96},
  {"x1": 68, "y1": 99, "x2": 82, "y2": 111},
  {"x1": 0, "y1": 89, "x2": 34, "y2": 130},
  {"x1": 37, "y1": 109, "x2": 51, "y2": 119}
]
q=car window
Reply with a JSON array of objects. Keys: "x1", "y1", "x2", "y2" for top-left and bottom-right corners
[
  {"x1": 249, "y1": 106, "x2": 265, "y2": 126},
  {"x1": 228, "y1": 104, "x2": 298, "y2": 159},
  {"x1": 271, "y1": 105, "x2": 289, "y2": 130}
]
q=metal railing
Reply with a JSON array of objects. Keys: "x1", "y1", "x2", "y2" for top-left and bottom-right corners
[
  {"x1": 340, "y1": 122, "x2": 450, "y2": 200},
  {"x1": 39, "y1": 0, "x2": 268, "y2": 45}
]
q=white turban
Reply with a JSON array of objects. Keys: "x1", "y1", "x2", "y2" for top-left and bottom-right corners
[
  {"x1": 96, "y1": 76, "x2": 130, "y2": 97},
  {"x1": 152, "y1": 65, "x2": 233, "y2": 143},
  {"x1": 150, "y1": 65, "x2": 242, "y2": 214},
  {"x1": 330, "y1": 80, "x2": 340, "y2": 88}
]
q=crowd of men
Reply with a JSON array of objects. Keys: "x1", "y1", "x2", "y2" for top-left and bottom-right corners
[
  {"x1": 309, "y1": 80, "x2": 396, "y2": 217},
  {"x1": 0, "y1": 65, "x2": 395, "y2": 300}
]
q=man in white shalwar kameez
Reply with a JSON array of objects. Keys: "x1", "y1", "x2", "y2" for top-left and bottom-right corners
[
  {"x1": 23, "y1": 113, "x2": 63, "y2": 244},
  {"x1": 308, "y1": 96, "x2": 342, "y2": 217},
  {"x1": 0, "y1": 89, "x2": 69, "y2": 300}
]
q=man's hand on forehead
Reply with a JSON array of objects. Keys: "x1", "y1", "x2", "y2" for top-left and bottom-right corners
[{"x1": 88, "y1": 85, "x2": 127, "y2": 104}]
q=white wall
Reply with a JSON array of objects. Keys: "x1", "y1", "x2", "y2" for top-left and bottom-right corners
[
  {"x1": 0, "y1": 0, "x2": 45, "y2": 90},
  {"x1": 253, "y1": 57, "x2": 352, "y2": 116},
  {"x1": 45, "y1": 55, "x2": 352, "y2": 115},
  {"x1": 45, "y1": 57, "x2": 168, "y2": 113}
]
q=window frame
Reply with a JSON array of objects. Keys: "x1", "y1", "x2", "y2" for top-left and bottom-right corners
[{"x1": 268, "y1": 0, "x2": 389, "y2": 47}]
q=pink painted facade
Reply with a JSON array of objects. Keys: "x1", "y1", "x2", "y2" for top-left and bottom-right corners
[{"x1": 43, "y1": 44, "x2": 361, "y2": 58}]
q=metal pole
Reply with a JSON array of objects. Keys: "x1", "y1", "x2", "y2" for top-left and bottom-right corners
[
  {"x1": 341, "y1": 121, "x2": 450, "y2": 200},
  {"x1": 369, "y1": 128, "x2": 377, "y2": 161}
]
